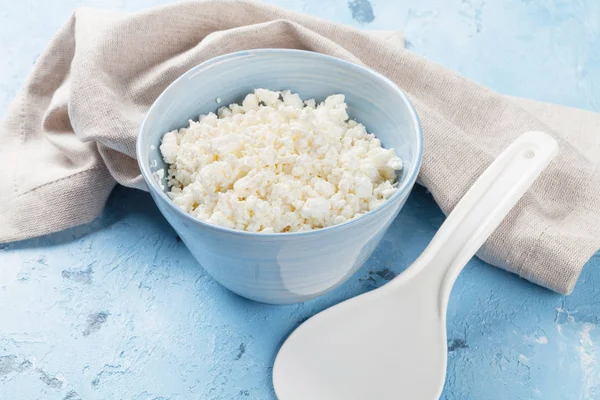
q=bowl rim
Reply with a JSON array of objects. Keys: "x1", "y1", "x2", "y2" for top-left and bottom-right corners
[{"x1": 136, "y1": 48, "x2": 423, "y2": 239}]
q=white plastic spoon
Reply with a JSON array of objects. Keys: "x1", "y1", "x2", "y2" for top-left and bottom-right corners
[{"x1": 273, "y1": 131, "x2": 558, "y2": 400}]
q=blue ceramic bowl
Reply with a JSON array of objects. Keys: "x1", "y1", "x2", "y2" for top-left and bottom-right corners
[{"x1": 137, "y1": 49, "x2": 422, "y2": 304}]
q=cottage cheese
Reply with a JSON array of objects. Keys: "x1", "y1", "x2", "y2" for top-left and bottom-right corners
[{"x1": 159, "y1": 89, "x2": 403, "y2": 233}]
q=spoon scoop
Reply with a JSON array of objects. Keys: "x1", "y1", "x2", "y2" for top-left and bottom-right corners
[{"x1": 273, "y1": 131, "x2": 558, "y2": 400}]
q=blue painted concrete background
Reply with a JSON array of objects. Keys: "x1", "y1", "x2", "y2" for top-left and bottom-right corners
[{"x1": 1, "y1": 1, "x2": 599, "y2": 399}]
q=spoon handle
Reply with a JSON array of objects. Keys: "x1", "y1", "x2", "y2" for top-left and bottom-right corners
[{"x1": 401, "y1": 131, "x2": 558, "y2": 316}]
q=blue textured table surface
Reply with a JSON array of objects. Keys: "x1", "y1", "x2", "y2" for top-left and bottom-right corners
[{"x1": 1, "y1": 1, "x2": 599, "y2": 399}]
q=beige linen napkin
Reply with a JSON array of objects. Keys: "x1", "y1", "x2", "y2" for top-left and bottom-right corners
[{"x1": 1, "y1": 1, "x2": 598, "y2": 294}]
